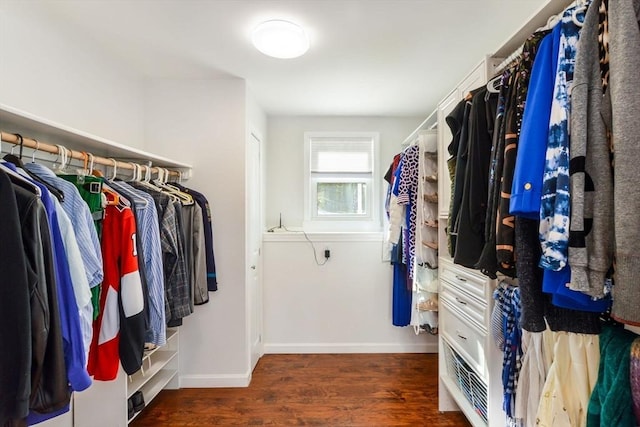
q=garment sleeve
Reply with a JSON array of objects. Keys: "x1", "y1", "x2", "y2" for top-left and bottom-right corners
[
  {"x1": 510, "y1": 32, "x2": 555, "y2": 218},
  {"x1": 118, "y1": 207, "x2": 146, "y2": 375}
]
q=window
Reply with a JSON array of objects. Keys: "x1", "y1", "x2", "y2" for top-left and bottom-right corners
[{"x1": 304, "y1": 132, "x2": 380, "y2": 231}]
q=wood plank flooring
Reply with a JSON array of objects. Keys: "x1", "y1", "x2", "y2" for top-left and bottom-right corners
[{"x1": 131, "y1": 353, "x2": 471, "y2": 426}]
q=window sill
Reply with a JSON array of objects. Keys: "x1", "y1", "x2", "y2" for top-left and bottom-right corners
[{"x1": 262, "y1": 230, "x2": 384, "y2": 242}]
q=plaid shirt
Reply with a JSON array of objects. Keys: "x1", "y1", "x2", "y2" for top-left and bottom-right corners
[{"x1": 131, "y1": 184, "x2": 192, "y2": 324}]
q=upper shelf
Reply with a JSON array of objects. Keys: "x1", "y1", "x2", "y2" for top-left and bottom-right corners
[
  {"x1": 491, "y1": 0, "x2": 575, "y2": 59},
  {"x1": 0, "y1": 103, "x2": 192, "y2": 171}
]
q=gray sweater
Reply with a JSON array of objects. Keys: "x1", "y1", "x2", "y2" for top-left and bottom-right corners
[
  {"x1": 568, "y1": 0, "x2": 613, "y2": 298},
  {"x1": 609, "y1": 0, "x2": 640, "y2": 324}
]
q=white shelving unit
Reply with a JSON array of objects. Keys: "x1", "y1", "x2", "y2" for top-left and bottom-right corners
[
  {"x1": 74, "y1": 328, "x2": 180, "y2": 426},
  {"x1": 127, "y1": 328, "x2": 180, "y2": 423},
  {"x1": 0, "y1": 105, "x2": 187, "y2": 427}
]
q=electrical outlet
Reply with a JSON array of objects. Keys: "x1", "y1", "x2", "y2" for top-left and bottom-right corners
[{"x1": 324, "y1": 249, "x2": 331, "y2": 259}]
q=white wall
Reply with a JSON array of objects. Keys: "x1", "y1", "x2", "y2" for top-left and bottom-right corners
[
  {"x1": 144, "y1": 78, "x2": 251, "y2": 386},
  {"x1": 263, "y1": 234, "x2": 437, "y2": 353},
  {"x1": 266, "y1": 115, "x2": 424, "y2": 228},
  {"x1": 0, "y1": 2, "x2": 145, "y2": 148},
  {"x1": 263, "y1": 115, "x2": 435, "y2": 352}
]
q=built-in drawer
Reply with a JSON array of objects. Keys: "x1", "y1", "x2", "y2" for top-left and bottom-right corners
[
  {"x1": 441, "y1": 297, "x2": 488, "y2": 380},
  {"x1": 439, "y1": 258, "x2": 489, "y2": 304},
  {"x1": 441, "y1": 285, "x2": 487, "y2": 329}
]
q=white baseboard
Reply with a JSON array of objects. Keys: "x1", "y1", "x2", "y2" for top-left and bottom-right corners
[
  {"x1": 179, "y1": 371, "x2": 252, "y2": 388},
  {"x1": 264, "y1": 342, "x2": 438, "y2": 354}
]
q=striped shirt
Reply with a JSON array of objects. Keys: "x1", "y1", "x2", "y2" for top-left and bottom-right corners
[
  {"x1": 130, "y1": 183, "x2": 192, "y2": 323},
  {"x1": 24, "y1": 163, "x2": 103, "y2": 288},
  {"x1": 111, "y1": 181, "x2": 166, "y2": 346}
]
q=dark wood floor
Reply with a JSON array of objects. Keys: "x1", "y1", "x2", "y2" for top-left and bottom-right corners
[{"x1": 131, "y1": 353, "x2": 471, "y2": 426}]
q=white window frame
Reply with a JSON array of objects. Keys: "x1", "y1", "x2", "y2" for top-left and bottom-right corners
[{"x1": 303, "y1": 131, "x2": 380, "y2": 232}]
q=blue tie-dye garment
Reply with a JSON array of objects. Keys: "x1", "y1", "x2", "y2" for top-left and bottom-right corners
[{"x1": 539, "y1": 3, "x2": 590, "y2": 271}]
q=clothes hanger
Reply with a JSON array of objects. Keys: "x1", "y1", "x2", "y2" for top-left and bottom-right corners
[
  {"x1": 3, "y1": 133, "x2": 26, "y2": 169},
  {"x1": 136, "y1": 164, "x2": 165, "y2": 192},
  {"x1": 86, "y1": 152, "x2": 104, "y2": 178},
  {"x1": 99, "y1": 157, "x2": 122, "y2": 206},
  {"x1": 572, "y1": 2, "x2": 588, "y2": 27},
  {"x1": 30, "y1": 139, "x2": 40, "y2": 163},
  {"x1": 0, "y1": 161, "x2": 42, "y2": 196},
  {"x1": 126, "y1": 162, "x2": 142, "y2": 183},
  {"x1": 153, "y1": 166, "x2": 194, "y2": 205},
  {"x1": 4, "y1": 134, "x2": 65, "y2": 201},
  {"x1": 486, "y1": 74, "x2": 503, "y2": 94},
  {"x1": 108, "y1": 158, "x2": 118, "y2": 181},
  {"x1": 102, "y1": 182, "x2": 121, "y2": 206}
]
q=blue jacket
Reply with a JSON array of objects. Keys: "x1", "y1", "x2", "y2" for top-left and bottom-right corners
[{"x1": 510, "y1": 25, "x2": 560, "y2": 218}]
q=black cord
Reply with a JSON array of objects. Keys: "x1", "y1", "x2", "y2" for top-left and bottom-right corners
[
  {"x1": 268, "y1": 224, "x2": 328, "y2": 266},
  {"x1": 298, "y1": 227, "x2": 328, "y2": 266}
]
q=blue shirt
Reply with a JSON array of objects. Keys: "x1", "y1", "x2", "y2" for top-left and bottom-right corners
[
  {"x1": 510, "y1": 26, "x2": 561, "y2": 218},
  {"x1": 110, "y1": 181, "x2": 166, "y2": 346},
  {"x1": 543, "y1": 266, "x2": 610, "y2": 313}
]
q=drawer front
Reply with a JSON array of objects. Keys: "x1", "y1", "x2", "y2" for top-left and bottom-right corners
[
  {"x1": 441, "y1": 285, "x2": 487, "y2": 328},
  {"x1": 439, "y1": 258, "x2": 489, "y2": 303},
  {"x1": 441, "y1": 298, "x2": 487, "y2": 379}
]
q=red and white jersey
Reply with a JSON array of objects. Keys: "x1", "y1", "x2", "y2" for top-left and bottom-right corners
[{"x1": 88, "y1": 201, "x2": 144, "y2": 381}]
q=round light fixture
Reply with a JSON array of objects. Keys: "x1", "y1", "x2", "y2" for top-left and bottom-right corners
[{"x1": 252, "y1": 20, "x2": 310, "y2": 59}]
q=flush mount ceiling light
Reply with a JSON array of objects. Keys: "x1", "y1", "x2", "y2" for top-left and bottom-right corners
[{"x1": 252, "y1": 19, "x2": 310, "y2": 59}]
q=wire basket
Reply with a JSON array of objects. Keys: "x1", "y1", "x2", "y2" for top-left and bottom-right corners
[{"x1": 443, "y1": 339, "x2": 489, "y2": 424}]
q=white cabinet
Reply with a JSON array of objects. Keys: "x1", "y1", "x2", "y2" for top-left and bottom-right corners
[
  {"x1": 74, "y1": 328, "x2": 180, "y2": 427},
  {"x1": 438, "y1": 258, "x2": 502, "y2": 427}
]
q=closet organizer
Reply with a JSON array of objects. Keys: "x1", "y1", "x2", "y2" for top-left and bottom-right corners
[
  {"x1": 0, "y1": 105, "x2": 205, "y2": 427},
  {"x1": 437, "y1": 0, "x2": 640, "y2": 426},
  {"x1": 385, "y1": 114, "x2": 440, "y2": 335}
]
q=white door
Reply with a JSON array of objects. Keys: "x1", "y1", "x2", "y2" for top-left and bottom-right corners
[{"x1": 247, "y1": 131, "x2": 263, "y2": 371}]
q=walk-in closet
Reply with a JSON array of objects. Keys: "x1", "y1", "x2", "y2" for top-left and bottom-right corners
[{"x1": 2, "y1": 0, "x2": 639, "y2": 426}]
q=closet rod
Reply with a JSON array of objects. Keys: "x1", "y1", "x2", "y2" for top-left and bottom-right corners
[{"x1": 0, "y1": 131, "x2": 181, "y2": 178}]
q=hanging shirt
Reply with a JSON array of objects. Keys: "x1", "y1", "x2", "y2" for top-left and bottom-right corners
[
  {"x1": 110, "y1": 181, "x2": 166, "y2": 346},
  {"x1": 88, "y1": 196, "x2": 145, "y2": 380},
  {"x1": 25, "y1": 163, "x2": 103, "y2": 288},
  {"x1": 477, "y1": 68, "x2": 511, "y2": 278},
  {"x1": 131, "y1": 184, "x2": 191, "y2": 325},
  {"x1": 60, "y1": 174, "x2": 104, "y2": 319},
  {"x1": 395, "y1": 144, "x2": 420, "y2": 279},
  {"x1": 173, "y1": 183, "x2": 219, "y2": 293},
  {"x1": 568, "y1": 0, "x2": 612, "y2": 298},
  {"x1": 52, "y1": 197, "x2": 93, "y2": 365},
  {"x1": 0, "y1": 169, "x2": 32, "y2": 425},
  {"x1": 510, "y1": 26, "x2": 560, "y2": 218},
  {"x1": 453, "y1": 87, "x2": 498, "y2": 268},
  {"x1": 539, "y1": 3, "x2": 590, "y2": 271},
  {"x1": 1, "y1": 161, "x2": 92, "y2": 393},
  {"x1": 495, "y1": 30, "x2": 550, "y2": 276}
]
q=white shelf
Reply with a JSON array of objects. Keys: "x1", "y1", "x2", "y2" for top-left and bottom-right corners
[
  {"x1": 127, "y1": 351, "x2": 178, "y2": 398},
  {"x1": 141, "y1": 369, "x2": 178, "y2": 405},
  {"x1": 491, "y1": 0, "x2": 575, "y2": 59},
  {"x1": 0, "y1": 104, "x2": 192, "y2": 170},
  {"x1": 128, "y1": 369, "x2": 178, "y2": 423},
  {"x1": 141, "y1": 328, "x2": 179, "y2": 364}
]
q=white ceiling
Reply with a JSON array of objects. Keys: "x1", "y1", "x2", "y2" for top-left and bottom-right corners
[{"x1": 9, "y1": 0, "x2": 545, "y2": 117}]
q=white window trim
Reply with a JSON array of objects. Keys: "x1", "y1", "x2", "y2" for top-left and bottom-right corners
[{"x1": 303, "y1": 131, "x2": 381, "y2": 232}]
